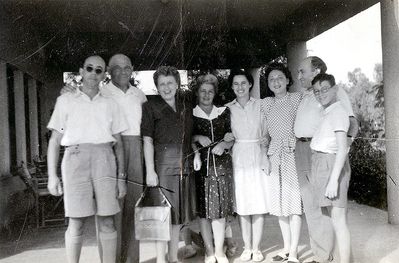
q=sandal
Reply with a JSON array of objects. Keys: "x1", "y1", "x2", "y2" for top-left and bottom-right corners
[
  {"x1": 272, "y1": 252, "x2": 289, "y2": 262},
  {"x1": 287, "y1": 256, "x2": 300, "y2": 263},
  {"x1": 239, "y1": 249, "x2": 252, "y2": 262}
]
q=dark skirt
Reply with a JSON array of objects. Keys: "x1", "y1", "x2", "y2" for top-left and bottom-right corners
[{"x1": 159, "y1": 173, "x2": 196, "y2": 225}]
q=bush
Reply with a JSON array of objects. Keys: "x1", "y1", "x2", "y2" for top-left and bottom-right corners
[{"x1": 348, "y1": 138, "x2": 387, "y2": 209}]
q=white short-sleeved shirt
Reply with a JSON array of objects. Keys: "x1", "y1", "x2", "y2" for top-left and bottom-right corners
[
  {"x1": 294, "y1": 86, "x2": 354, "y2": 138},
  {"x1": 47, "y1": 90, "x2": 128, "y2": 146},
  {"x1": 100, "y1": 82, "x2": 147, "y2": 136},
  {"x1": 310, "y1": 101, "x2": 350, "y2": 154}
]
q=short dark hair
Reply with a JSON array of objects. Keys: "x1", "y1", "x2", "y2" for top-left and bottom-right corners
[
  {"x1": 309, "y1": 56, "x2": 327, "y2": 74},
  {"x1": 153, "y1": 66, "x2": 181, "y2": 88},
  {"x1": 311, "y1": 73, "x2": 336, "y2": 87},
  {"x1": 195, "y1": 74, "x2": 218, "y2": 95},
  {"x1": 228, "y1": 69, "x2": 254, "y2": 91},
  {"x1": 265, "y1": 62, "x2": 293, "y2": 87}
]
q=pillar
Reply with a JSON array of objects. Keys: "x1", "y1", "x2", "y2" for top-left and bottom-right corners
[
  {"x1": 286, "y1": 41, "x2": 307, "y2": 92},
  {"x1": 0, "y1": 61, "x2": 10, "y2": 176},
  {"x1": 248, "y1": 67, "x2": 261, "y2": 99},
  {"x1": 28, "y1": 77, "x2": 39, "y2": 160},
  {"x1": 381, "y1": 0, "x2": 399, "y2": 224},
  {"x1": 13, "y1": 70, "x2": 27, "y2": 165}
]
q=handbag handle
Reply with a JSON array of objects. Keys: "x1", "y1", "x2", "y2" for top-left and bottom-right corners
[{"x1": 135, "y1": 186, "x2": 172, "y2": 208}]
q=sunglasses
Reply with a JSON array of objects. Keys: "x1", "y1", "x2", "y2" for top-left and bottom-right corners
[{"x1": 85, "y1": 66, "x2": 104, "y2": 74}]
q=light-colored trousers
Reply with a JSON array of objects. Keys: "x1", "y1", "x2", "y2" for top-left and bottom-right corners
[{"x1": 295, "y1": 140, "x2": 334, "y2": 262}]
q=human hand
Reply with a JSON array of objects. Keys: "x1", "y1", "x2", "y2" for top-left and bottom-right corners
[
  {"x1": 223, "y1": 133, "x2": 235, "y2": 142},
  {"x1": 193, "y1": 153, "x2": 202, "y2": 171},
  {"x1": 47, "y1": 176, "x2": 63, "y2": 196},
  {"x1": 325, "y1": 179, "x2": 339, "y2": 199},
  {"x1": 196, "y1": 135, "x2": 212, "y2": 147},
  {"x1": 261, "y1": 155, "x2": 270, "y2": 175},
  {"x1": 60, "y1": 84, "x2": 78, "y2": 95},
  {"x1": 146, "y1": 170, "x2": 159, "y2": 186},
  {"x1": 117, "y1": 180, "x2": 127, "y2": 199},
  {"x1": 212, "y1": 143, "x2": 225, "y2": 156}
]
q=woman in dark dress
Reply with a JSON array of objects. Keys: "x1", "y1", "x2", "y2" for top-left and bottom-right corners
[
  {"x1": 192, "y1": 74, "x2": 234, "y2": 263},
  {"x1": 141, "y1": 66, "x2": 195, "y2": 263}
]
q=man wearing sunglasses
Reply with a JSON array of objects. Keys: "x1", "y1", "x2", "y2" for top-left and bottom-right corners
[
  {"x1": 62, "y1": 54, "x2": 147, "y2": 263},
  {"x1": 47, "y1": 55, "x2": 128, "y2": 263}
]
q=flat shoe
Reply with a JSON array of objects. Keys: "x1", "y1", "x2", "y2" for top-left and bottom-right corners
[
  {"x1": 287, "y1": 256, "x2": 300, "y2": 263},
  {"x1": 239, "y1": 249, "x2": 252, "y2": 262},
  {"x1": 272, "y1": 252, "x2": 289, "y2": 262},
  {"x1": 252, "y1": 250, "x2": 264, "y2": 262},
  {"x1": 215, "y1": 255, "x2": 229, "y2": 263},
  {"x1": 205, "y1": 255, "x2": 217, "y2": 263}
]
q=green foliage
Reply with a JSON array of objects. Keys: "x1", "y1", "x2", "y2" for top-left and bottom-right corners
[{"x1": 345, "y1": 64, "x2": 387, "y2": 209}]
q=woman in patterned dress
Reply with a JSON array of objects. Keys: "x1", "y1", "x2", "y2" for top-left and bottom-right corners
[
  {"x1": 225, "y1": 69, "x2": 270, "y2": 262},
  {"x1": 261, "y1": 62, "x2": 303, "y2": 263},
  {"x1": 192, "y1": 74, "x2": 234, "y2": 263}
]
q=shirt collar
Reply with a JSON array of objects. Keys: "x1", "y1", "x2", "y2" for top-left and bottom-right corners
[
  {"x1": 193, "y1": 105, "x2": 226, "y2": 120},
  {"x1": 324, "y1": 101, "x2": 342, "y2": 114},
  {"x1": 102, "y1": 81, "x2": 135, "y2": 96},
  {"x1": 75, "y1": 88, "x2": 103, "y2": 101}
]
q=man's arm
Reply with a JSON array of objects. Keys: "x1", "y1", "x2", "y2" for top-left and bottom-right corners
[
  {"x1": 47, "y1": 130, "x2": 63, "y2": 196},
  {"x1": 113, "y1": 133, "x2": 126, "y2": 199},
  {"x1": 143, "y1": 136, "x2": 158, "y2": 186}
]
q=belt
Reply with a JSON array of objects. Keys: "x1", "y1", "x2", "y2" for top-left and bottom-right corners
[{"x1": 296, "y1": 137, "x2": 312, "y2": 142}]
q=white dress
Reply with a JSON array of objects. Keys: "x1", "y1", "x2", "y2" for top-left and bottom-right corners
[{"x1": 227, "y1": 98, "x2": 269, "y2": 215}]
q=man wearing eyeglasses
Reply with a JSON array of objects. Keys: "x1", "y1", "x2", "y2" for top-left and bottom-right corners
[
  {"x1": 47, "y1": 55, "x2": 127, "y2": 263},
  {"x1": 294, "y1": 56, "x2": 358, "y2": 263}
]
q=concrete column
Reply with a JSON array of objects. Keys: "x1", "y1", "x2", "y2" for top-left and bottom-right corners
[
  {"x1": 13, "y1": 70, "x2": 27, "y2": 165},
  {"x1": 286, "y1": 41, "x2": 307, "y2": 92},
  {"x1": 381, "y1": 0, "x2": 399, "y2": 224},
  {"x1": 28, "y1": 77, "x2": 39, "y2": 160},
  {"x1": 0, "y1": 61, "x2": 10, "y2": 176},
  {"x1": 248, "y1": 67, "x2": 261, "y2": 99}
]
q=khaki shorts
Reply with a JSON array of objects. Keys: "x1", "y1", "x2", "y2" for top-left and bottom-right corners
[
  {"x1": 61, "y1": 143, "x2": 120, "y2": 218},
  {"x1": 311, "y1": 151, "x2": 351, "y2": 208}
]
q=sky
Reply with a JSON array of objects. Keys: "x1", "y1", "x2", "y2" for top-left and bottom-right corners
[{"x1": 307, "y1": 3, "x2": 382, "y2": 83}]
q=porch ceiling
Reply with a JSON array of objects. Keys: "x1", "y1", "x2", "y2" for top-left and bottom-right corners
[{"x1": 0, "y1": 0, "x2": 379, "y2": 83}]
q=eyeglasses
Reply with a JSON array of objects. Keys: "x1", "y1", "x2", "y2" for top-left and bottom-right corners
[
  {"x1": 85, "y1": 66, "x2": 104, "y2": 74},
  {"x1": 313, "y1": 87, "x2": 331, "y2": 96}
]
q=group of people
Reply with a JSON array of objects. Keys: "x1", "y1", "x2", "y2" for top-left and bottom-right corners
[{"x1": 46, "y1": 53, "x2": 358, "y2": 263}]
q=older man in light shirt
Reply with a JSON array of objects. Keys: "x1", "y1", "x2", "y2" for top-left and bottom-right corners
[
  {"x1": 294, "y1": 56, "x2": 358, "y2": 263},
  {"x1": 102, "y1": 54, "x2": 147, "y2": 263}
]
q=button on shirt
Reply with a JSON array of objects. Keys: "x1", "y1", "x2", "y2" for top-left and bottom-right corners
[
  {"x1": 47, "y1": 90, "x2": 128, "y2": 146},
  {"x1": 100, "y1": 82, "x2": 147, "y2": 136},
  {"x1": 310, "y1": 101, "x2": 350, "y2": 154},
  {"x1": 294, "y1": 87, "x2": 354, "y2": 138}
]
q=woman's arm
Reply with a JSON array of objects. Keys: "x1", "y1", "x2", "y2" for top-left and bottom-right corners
[
  {"x1": 325, "y1": 131, "x2": 348, "y2": 199},
  {"x1": 143, "y1": 136, "x2": 159, "y2": 186}
]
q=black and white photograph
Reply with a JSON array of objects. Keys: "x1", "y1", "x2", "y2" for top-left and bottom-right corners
[{"x1": 0, "y1": 1, "x2": 398, "y2": 263}]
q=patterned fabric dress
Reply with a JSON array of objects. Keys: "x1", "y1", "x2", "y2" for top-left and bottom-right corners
[
  {"x1": 261, "y1": 92, "x2": 303, "y2": 217},
  {"x1": 193, "y1": 105, "x2": 234, "y2": 219},
  {"x1": 227, "y1": 98, "x2": 269, "y2": 216}
]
